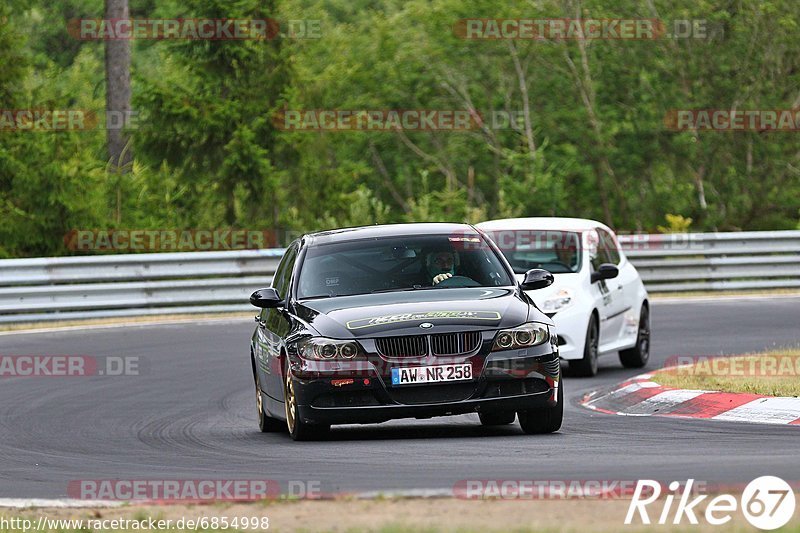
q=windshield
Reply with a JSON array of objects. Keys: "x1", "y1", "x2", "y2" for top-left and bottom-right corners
[
  {"x1": 482, "y1": 230, "x2": 583, "y2": 274},
  {"x1": 296, "y1": 233, "x2": 514, "y2": 299}
]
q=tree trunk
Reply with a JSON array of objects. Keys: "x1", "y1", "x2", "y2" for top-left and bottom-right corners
[{"x1": 105, "y1": 0, "x2": 133, "y2": 171}]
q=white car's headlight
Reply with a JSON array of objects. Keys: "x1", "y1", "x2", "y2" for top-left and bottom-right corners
[
  {"x1": 492, "y1": 324, "x2": 549, "y2": 351},
  {"x1": 541, "y1": 288, "x2": 574, "y2": 313}
]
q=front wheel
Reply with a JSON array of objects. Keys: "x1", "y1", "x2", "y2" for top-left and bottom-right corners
[
  {"x1": 284, "y1": 363, "x2": 329, "y2": 441},
  {"x1": 518, "y1": 381, "x2": 563, "y2": 434},
  {"x1": 569, "y1": 315, "x2": 599, "y2": 377},
  {"x1": 619, "y1": 305, "x2": 650, "y2": 368},
  {"x1": 254, "y1": 358, "x2": 283, "y2": 433}
]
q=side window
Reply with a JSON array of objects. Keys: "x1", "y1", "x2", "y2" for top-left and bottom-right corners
[
  {"x1": 587, "y1": 230, "x2": 603, "y2": 271},
  {"x1": 265, "y1": 243, "x2": 299, "y2": 330},
  {"x1": 271, "y1": 242, "x2": 299, "y2": 299},
  {"x1": 597, "y1": 229, "x2": 621, "y2": 265}
]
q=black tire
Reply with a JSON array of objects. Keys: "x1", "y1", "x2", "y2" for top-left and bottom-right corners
[
  {"x1": 253, "y1": 357, "x2": 284, "y2": 433},
  {"x1": 284, "y1": 362, "x2": 329, "y2": 441},
  {"x1": 478, "y1": 411, "x2": 516, "y2": 426},
  {"x1": 570, "y1": 315, "x2": 599, "y2": 377},
  {"x1": 518, "y1": 380, "x2": 563, "y2": 434},
  {"x1": 619, "y1": 305, "x2": 650, "y2": 368}
]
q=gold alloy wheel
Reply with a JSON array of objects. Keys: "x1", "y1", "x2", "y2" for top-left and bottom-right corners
[
  {"x1": 256, "y1": 378, "x2": 263, "y2": 416},
  {"x1": 284, "y1": 370, "x2": 297, "y2": 433}
]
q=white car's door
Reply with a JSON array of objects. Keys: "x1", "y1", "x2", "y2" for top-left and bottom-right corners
[
  {"x1": 598, "y1": 228, "x2": 642, "y2": 349},
  {"x1": 587, "y1": 229, "x2": 623, "y2": 349},
  {"x1": 615, "y1": 257, "x2": 643, "y2": 347},
  {"x1": 592, "y1": 276, "x2": 617, "y2": 348}
]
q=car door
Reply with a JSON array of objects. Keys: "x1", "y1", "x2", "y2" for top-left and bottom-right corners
[
  {"x1": 589, "y1": 228, "x2": 621, "y2": 352},
  {"x1": 596, "y1": 228, "x2": 628, "y2": 348},
  {"x1": 256, "y1": 241, "x2": 299, "y2": 399},
  {"x1": 586, "y1": 230, "x2": 615, "y2": 349},
  {"x1": 606, "y1": 231, "x2": 642, "y2": 347}
]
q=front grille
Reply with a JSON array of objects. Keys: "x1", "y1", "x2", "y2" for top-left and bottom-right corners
[
  {"x1": 376, "y1": 332, "x2": 483, "y2": 358},
  {"x1": 430, "y1": 332, "x2": 482, "y2": 356},
  {"x1": 376, "y1": 335, "x2": 427, "y2": 358}
]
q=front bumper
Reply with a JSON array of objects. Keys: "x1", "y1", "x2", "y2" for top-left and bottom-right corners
[
  {"x1": 289, "y1": 350, "x2": 562, "y2": 425},
  {"x1": 542, "y1": 304, "x2": 589, "y2": 361},
  {"x1": 297, "y1": 387, "x2": 555, "y2": 425}
]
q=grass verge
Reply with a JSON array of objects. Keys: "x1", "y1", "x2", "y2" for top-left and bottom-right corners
[
  {"x1": 654, "y1": 349, "x2": 800, "y2": 397},
  {"x1": 3, "y1": 497, "x2": 799, "y2": 532}
]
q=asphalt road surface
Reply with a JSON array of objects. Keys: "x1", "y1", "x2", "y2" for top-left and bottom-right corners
[{"x1": 1, "y1": 296, "x2": 799, "y2": 498}]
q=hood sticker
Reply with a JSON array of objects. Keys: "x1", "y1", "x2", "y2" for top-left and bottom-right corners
[{"x1": 346, "y1": 310, "x2": 501, "y2": 330}]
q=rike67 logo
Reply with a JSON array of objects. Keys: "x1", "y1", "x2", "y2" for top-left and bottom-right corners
[{"x1": 626, "y1": 477, "x2": 796, "y2": 530}]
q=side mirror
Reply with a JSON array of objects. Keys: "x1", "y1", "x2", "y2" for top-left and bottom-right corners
[
  {"x1": 250, "y1": 288, "x2": 284, "y2": 308},
  {"x1": 520, "y1": 269, "x2": 554, "y2": 291},
  {"x1": 591, "y1": 263, "x2": 619, "y2": 283}
]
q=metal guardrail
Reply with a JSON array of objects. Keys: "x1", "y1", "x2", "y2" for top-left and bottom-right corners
[
  {"x1": 0, "y1": 250, "x2": 283, "y2": 323},
  {"x1": 618, "y1": 230, "x2": 800, "y2": 292},
  {"x1": 0, "y1": 231, "x2": 798, "y2": 323}
]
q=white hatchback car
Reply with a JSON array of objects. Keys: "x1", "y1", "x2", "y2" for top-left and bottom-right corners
[{"x1": 477, "y1": 217, "x2": 650, "y2": 376}]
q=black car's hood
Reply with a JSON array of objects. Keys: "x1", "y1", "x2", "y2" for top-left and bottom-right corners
[{"x1": 295, "y1": 287, "x2": 552, "y2": 338}]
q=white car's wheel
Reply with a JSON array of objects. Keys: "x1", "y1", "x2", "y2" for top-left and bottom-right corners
[
  {"x1": 619, "y1": 305, "x2": 650, "y2": 368},
  {"x1": 570, "y1": 315, "x2": 599, "y2": 377}
]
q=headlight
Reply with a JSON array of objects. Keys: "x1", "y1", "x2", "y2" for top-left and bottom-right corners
[
  {"x1": 297, "y1": 337, "x2": 362, "y2": 360},
  {"x1": 541, "y1": 288, "x2": 574, "y2": 313},
  {"x1": 492, "y1": 324, "x2": 549, "y2": 351}
]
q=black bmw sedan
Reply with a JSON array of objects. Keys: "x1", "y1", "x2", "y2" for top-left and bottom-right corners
[{"x1": 249, "y1": 223, "x2": 562, "y2": 440}]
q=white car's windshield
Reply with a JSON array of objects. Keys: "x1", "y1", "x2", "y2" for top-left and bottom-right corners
[{"x1": 483, "y1": 230, "x2": 582, "y2": 274}]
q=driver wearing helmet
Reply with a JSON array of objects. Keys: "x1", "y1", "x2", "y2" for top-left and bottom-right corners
[{"x1": 426, "y1": 249, "x2": 458, "y2": 285}]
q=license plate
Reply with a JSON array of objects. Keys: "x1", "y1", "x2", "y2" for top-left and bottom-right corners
[{"x1": 391, "y1": 363, "x2": 473, "y2": 386}]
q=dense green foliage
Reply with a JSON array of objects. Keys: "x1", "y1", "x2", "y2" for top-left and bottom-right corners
[{"x1": 1, "y1": 0, "x2": 799, "y2": 257}]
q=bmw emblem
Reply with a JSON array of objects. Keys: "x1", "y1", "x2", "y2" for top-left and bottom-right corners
[{"x1": 419, "y1": 322, "x2": 434, "y2": 329}]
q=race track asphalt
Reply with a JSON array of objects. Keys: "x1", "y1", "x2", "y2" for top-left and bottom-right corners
[{"x1": 1, "y1": 296, "x2": 798, "y2": 498}]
